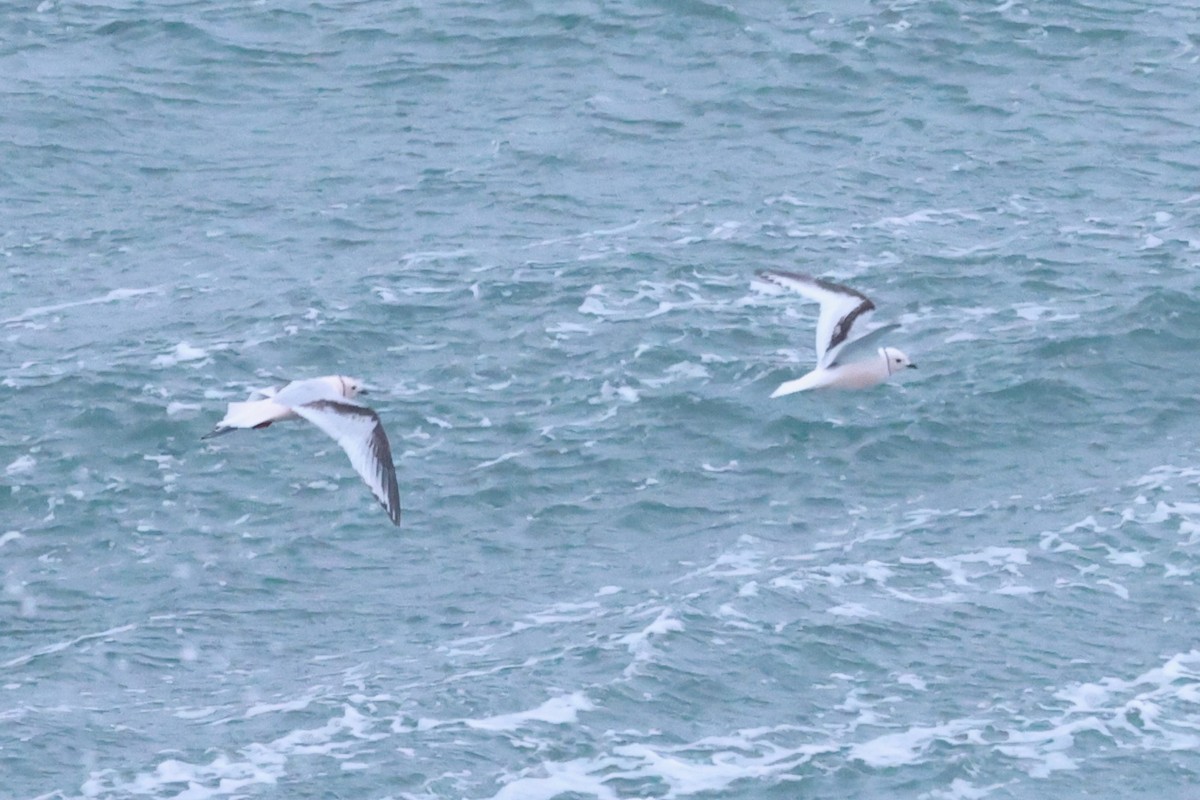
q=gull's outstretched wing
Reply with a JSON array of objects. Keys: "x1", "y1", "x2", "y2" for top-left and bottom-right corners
[
  {"x1": 292, "y1": 399, "x2": 401, "y2": 526},
  {"x1": 756, "y1": 269, "x2": 878, "y2": 369}
]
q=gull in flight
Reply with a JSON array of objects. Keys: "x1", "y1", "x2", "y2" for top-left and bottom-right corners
[
  {"x1": 755, "y1": 270, "x2": 916, "y2": 397},
  {"x1": 203, "y1": 375, "x2": 401, "y2": 525}
]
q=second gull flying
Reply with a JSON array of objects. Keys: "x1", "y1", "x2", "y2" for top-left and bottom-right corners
[
  {"x1": 203, "y1": 375, "x2": 401, "y2": 526},
  {"x1": 755, "y1": 269, "x2": 916, "y2": 397}
]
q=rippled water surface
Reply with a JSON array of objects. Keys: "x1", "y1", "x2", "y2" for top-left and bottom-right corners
[{"x1": 5, "y1": 2, "x2": 1200, "y2": 798}]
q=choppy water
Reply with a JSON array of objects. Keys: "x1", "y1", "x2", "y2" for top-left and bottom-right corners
[{"x1": 5, "y1": 2, "x2": 1200, "y2": 798}]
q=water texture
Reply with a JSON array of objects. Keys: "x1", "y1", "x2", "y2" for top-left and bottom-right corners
[{"x1": 4, "y1": 1, "x2": 1200, "y2": 798}]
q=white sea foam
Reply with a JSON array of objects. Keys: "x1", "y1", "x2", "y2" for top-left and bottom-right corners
[
  {"x1": 489, "y1": 758, "x2": 619, "y2": 800},
  {"x1": 613, "y1": 741, "x2": 801, "y2": 795},
  {"x1": 82, "y1": 703, "x2": 390, "y2": 799},
  {"x1": 673, "y1": 541, "x2": 765, "y2": 584},
  {"x1": 2, "y1": 286, "x2": 161, "y2": 326},
  {"x1": 152, "y1": 341, "x2": 209, "y2": 367},
  {"x1": 987, "y1": 648, "x2": 1200, "y2": 777},
  {"x1": 489, "y1": 724, "x2": 833, "y2": 800},
  {"x1": 467, "y1": 692, "x2": 594, "y2": 731},
  {"x1": 828, "y1": 602, "x2": 877, "y2": 618},
  {"x1": 896, "y1": 673, "x2": 927, "y2": 691},
  {"x1": 901, "y1": 546, "x2": 1028, "y2": 587},
  {"x1": 514, "y1": 601, "x2": 602, "y2": 630},
  {"x1": 3, "y1": 623, "x2": 136, "y2": 669},
  {"x1": 166, "y1": 401, "x2": 202, "y2": 416},
  {"x1": 850, "y1": 719, "x2": 982, "y2": 768},
  {"x1": 1010, "y1": 302, "x2": 1081, "y2": 323},
  {"x1": 707, "y1": 220, "x2": 742, "y2": 239},
  {"x1": 870, "y1": 208, "x2": 979, "y2": 229},
  {"x1": 619, "y1": 607, "x2": 683, "y2": 676},
  {"x1": 642, "y1": 361, "x2": 710, "y2": 387},
  {"x1": 944, "y1": 330, "x2": 982, "y2": 343},
  {"x1": 81, "y1": 754, "x2": 283, "y2": 800},
  {"x1": 522, "y1": 220, "x2": 641, "y2": 250},
  {"x1": 59, "y1": 460, "x2": 1200, "y2": 800},
  {"x1": 244, "y1": 691, "x2": 320, "y2": 719},
  {"x1": 1132, "y1": 464, "x2": 1200, "y2": 491},
  {"x1": 924, "y1": 778, "x2": 1006, "y2": 799},
  {"x1": 1104, "y1": 547, "x2": 1146, "y2": 568},
  {"x1": 173, "y1": 706, "x2": 217, "y2": 721},
  {"x1": 63, "y1": 547, "x2": 1200, "y2": 800},
  {"x1": 578, "y1": 285, "x2": 618, "y2": 317},
  {"x1": 415, "y1": 692, "x2": 594, "y2": 734},
  {"x1": 821, "y1": 561, "x2": 894, "y2": 587},
  {"x1": 5, "y1": 454, "x2": 35, "y2": 476},
  {"x1": 269, "y1": 704, "x2": 387, "y2": 751},
  {"x1": 1094, "y1": 578, "x2": 1130, "y2": 599},
  {"x1": 596, "y1": 381, "x2": 639, "y2": 403},
  {"x1": 397, "y1": 247, "x2": 478, "y2": 266},
  {"x1": 471, "y1": 450, "x2": 526, "y2": 471},
  {"x1": 545, "y1": 321, "x2": 593, "y2": 337}
]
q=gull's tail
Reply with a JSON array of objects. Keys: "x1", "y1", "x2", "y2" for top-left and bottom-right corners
[
  {"x1": 201, "y1": 399, "x2": 295, "y2": 441},
  {"x1": 769, "y1": 369, "x2": 827, "y2": 397}
]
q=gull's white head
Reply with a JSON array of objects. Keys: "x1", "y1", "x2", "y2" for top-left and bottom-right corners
[
  {"x1": 880, "y1": 347, "x2": 916, "y2": 376},
  {"x1": 325, "y1": 375, "x2": 366, "y2": 398}
]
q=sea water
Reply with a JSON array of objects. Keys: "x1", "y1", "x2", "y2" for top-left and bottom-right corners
[{"x1": 4, "y1": 2, "x2": 1200, "y2": 798}]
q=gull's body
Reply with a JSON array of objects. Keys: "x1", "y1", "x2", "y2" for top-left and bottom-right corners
[
  {"x1": 755, "y1": 270, "x2": 916, "y2": 397},
  {"x1": 204, "y1": 375, "x2": 401, "y2": 526}
]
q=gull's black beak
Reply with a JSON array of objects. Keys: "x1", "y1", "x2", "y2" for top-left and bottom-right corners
[
  {"x1": 358, "y1": 388, "x2": 370, "y2": 395},
  {"x1": 908, "y1": 364, "x2": 918, "y2": 369}
]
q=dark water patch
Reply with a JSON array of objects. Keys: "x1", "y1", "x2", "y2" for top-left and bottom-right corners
[
  {"x1": 978, "y1": 376, "x2": 1092, "y2": 421},
  {"x1": 94, "y1": 18, "x2": 209, "y2": 42},
  {"x1": 1123, "y1": 289, "x2": 1200, "y2": 337}
]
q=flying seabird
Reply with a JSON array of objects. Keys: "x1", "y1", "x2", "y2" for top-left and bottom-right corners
[
  {"x1": 754, "y1": 269, "x2": 916, "y2": 396},
  {"x1": 203, "y1": 375, "x2": 401, "y2": 525}
]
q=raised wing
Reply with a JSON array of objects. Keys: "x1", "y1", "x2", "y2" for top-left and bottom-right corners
[
  {"x1": 292, "y1": 400, "x2": 401, "y2": 526},
  {"x1": 756, "y1": 269, "x2": 877, "y2": 368},
  {"x1": 826, "y1": 323, "x2": 900, "y2": 367}
]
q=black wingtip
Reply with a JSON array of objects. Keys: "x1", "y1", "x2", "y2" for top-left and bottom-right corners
[
  {"x1": 382, "y1": 482, "x2": 401, "y2": 526},
  {"x1": 386, "y1": 488, "x2": 401, "y2": 527}
]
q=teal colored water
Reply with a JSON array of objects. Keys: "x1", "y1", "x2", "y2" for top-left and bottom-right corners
[{"x1": 4, "y1": 2, "x2": 1200, "y2": 798}]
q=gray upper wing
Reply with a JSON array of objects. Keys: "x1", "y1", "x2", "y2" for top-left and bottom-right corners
[
  {"x1": 292, "y1": 399, "x2": 401, "y2": 526},
  {"x1": 755, "y1": 270, "x2": 879, "y2": 368}
]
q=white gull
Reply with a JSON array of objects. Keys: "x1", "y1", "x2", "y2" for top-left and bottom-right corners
[
  {"x1": 755, "y1": 269, "x2": 916, "y2": 397},
  {"x1": 203, "y1": 375, "x2": 401, "y2": 525}
]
